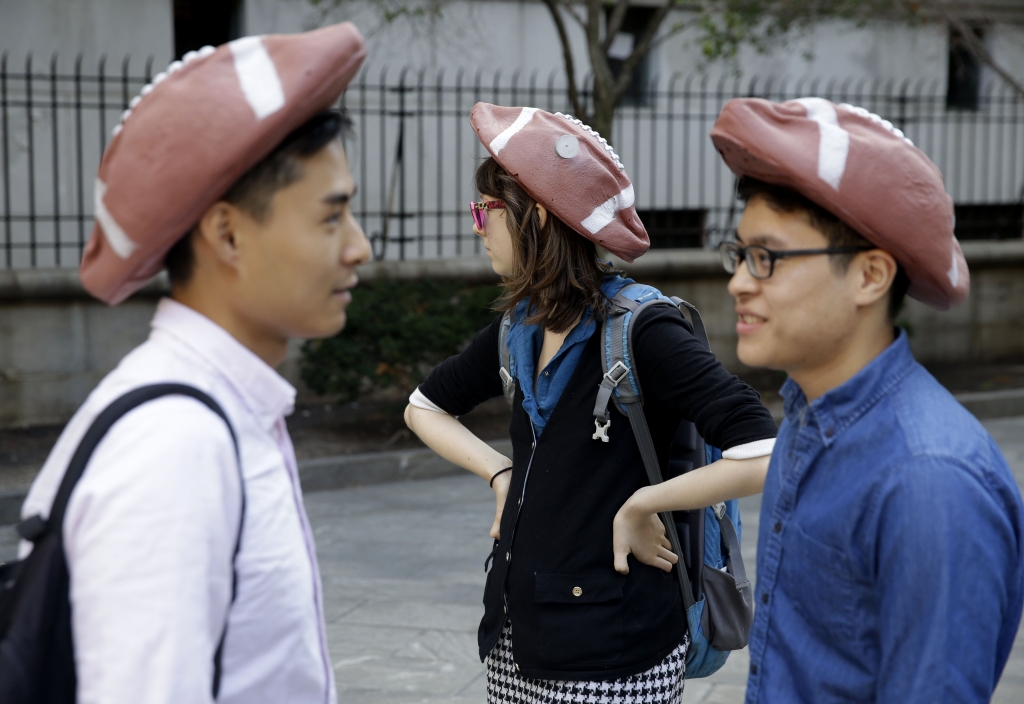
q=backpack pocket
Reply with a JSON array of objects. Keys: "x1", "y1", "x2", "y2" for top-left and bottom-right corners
[
  {"x1": 702, "y1": 565, "x2": 753, "y2": 650},
  {"x1": 532, "y1": 572, "x2": 625, "y2": 666}
]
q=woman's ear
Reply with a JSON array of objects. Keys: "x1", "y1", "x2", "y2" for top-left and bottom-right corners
[{"x1": 535, "y1": 203, "x2": 548, "y2": 229}]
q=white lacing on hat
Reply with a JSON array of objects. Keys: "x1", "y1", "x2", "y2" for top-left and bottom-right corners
[
  {"x1": 838, "y1": 103, "x2": 915, "y2": 147},
  {"x1": 111, "y1": 46, "x2": 216, "y2": 137},
  {"x1": 554, "y1": 112, "x2": 624, "y2": 171}
]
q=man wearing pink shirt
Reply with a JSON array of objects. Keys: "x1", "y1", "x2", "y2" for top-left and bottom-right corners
[{"x1": 17, "y1": 24, "x2": 370, "y2": 704}]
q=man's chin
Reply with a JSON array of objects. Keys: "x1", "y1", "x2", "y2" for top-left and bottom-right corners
[
  {"x1": 297, "y1": 312, "x2": 347, "y2": 340},
  {"x1": 736, "y1": 339, "x2": 777, "y2": 370}
]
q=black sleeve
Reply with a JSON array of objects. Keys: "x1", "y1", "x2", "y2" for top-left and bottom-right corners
[
  {"x1": 417, "y1": 313, "x2": 505, "y2": 416},
  {"x1": 631, "y1": 304, "x2": 777, "y2": 451}
]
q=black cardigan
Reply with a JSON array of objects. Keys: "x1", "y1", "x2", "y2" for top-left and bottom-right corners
[{"x1": 419, "y1": 304, "x2": 777, "y2": 680}]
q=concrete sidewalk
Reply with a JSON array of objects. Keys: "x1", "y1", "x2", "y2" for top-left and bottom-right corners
[
  {"x1": 321, "y1": 416, "x2": 1024, "y2": 703},
  {"x1": 1, "y1": 416, "x2": 1022, "y2": 702}
]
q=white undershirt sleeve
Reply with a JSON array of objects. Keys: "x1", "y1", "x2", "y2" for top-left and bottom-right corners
[
  {"x1": 408, "y1": 386, "x2": 450, "y2": 415},
  {"x1": 722, "y1": 438, "x2": 775, "y2": 460}
]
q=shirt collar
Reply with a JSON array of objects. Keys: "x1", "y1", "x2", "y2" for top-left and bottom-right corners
[
  {"x1": 150, "y1": 298, "x2": 296, "y2": 429},
  {"x1": 781, "y1": 329, "x2": 916, "y2": 447}
]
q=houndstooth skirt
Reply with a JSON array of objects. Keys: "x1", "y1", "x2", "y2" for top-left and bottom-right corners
[{"x1": 485, "y1": 621, "x2": 687, "y2": 704}]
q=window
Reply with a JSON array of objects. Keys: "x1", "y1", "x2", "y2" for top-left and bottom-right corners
[
  {"x1": 953, "y1": 204, "x2": 1023, "y2": 240},
  {"x1": 606, "y1": 6, "x2": 656, "y2": 108},
  {"x1": 635, "y1": 209, "x2": 707, "y2": 249},
  {"x1": 947, "y1": 22, "x2": 985, "y2": 111},
  {"x1": 173, "y1": 0, "x2": 244, "y2": 59}
]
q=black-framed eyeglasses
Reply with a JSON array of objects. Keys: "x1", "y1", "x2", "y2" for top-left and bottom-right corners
[{"x1": 719, "y1": 241, "x2": 873, "y2": 279}]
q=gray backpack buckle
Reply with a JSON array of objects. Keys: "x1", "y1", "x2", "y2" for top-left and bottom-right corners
[
  {"x1": 604, "y1": 360, "x2": 630, "y2": 387},
  {"x1": 592, "y1": 417, "x2": 611, "y2": 442}
]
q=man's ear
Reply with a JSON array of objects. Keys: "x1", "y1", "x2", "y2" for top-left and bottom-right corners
[
  {"x1": 535, "y1": 203, "x2": 548, "y2": 229},
  {"x1": 852, "y1": 249, "x2": 898, "y2": 308},
  {"x1": 194, "y1": 202, "x2": 246, "y2": 270}
]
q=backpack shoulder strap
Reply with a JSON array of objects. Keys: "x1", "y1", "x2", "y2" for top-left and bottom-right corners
[
  {"x1": 591, "y1": 288, "x2": 676, "y2": 437},
  {"x1": 497, "y1": 312, "x2": 515, "y2": 408},
  {"x1": 589, "y1": 285, "x2": 699, "y2": 617},
  {"x1": 39, "y1": 383, "x2": 242, "y2": 700},
  {"x1": 669, "y1": 296, "x2": 711, "y2": 352}
]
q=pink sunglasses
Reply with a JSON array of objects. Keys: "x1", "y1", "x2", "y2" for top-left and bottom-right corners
[{"x1": 470, "y1": 200, "x2": 506, "y2": 230}]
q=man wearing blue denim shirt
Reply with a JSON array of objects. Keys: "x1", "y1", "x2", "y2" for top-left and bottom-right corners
[{"x1": 708, "y1": 98, "x2": 1024, "y2": 703}]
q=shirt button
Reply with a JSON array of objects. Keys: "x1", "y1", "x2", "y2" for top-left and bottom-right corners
[
  {"x1": 761, "y1": 593, "x2": 768, "y2": 604},
  {"x1": 506, "y1": 552, "x2": 510, "y2": 561},
  {"x1": 825, "y1": 428, "x2": 834, "y2": 437},
  {"x1": 774, "y1": 522, "x2": 782, "y2": 533},
  {"x1": 532, "y1": 441, "x2": 536, "y2": 449},
  {"x1": 515, "y1": 663, "x2": 520, "y2": 671},
  {"x1": 572, "y1": 586, "x2": 583, "y2": 597},
  {"x1": 544, "y1": 371, "x2": 549, "y2": 376},
  {"x1": 504, "y1": 606, "x2": 508, "y2": 613}
]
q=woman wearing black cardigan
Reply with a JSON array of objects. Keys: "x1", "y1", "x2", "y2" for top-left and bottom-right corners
[{"x1": 404, "y1": 103, "x2": 777, "y2": 703}]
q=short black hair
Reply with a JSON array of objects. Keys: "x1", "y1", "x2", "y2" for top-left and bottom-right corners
[
  {"x1": 165, "y1": 109, "x2": 353, "y2": 285},
  {"x1": 736, "y1": 176, "x2": 910, "y2": 320}
]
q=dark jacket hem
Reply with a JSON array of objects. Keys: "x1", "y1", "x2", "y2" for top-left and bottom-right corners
[{"x1": 480, "y1": 628, "x2": 688, "y2": 682}]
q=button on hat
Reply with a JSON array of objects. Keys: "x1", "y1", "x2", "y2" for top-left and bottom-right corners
[
  {"x1": 80, "y1": 22, "x2": 367, "y2": 305},
  {"x1": 469, "y1": 103, "x2": 650, "y2": 263},
  {"x1": 710, "y1": 97, "x2": 969, "y2": 310}
]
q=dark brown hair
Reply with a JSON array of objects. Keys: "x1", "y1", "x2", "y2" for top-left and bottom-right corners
[
  {"x1": 475, "y1": 157, "x2": 621, "y2": 333},
  {"x1": 736, "y1": 176, "x2": 911, "y2": 320}
]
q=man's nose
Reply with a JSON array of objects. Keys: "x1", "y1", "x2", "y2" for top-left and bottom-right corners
[
  {"x1": 727, "y1": 262, "x2": 759, "y2": 300},
  {"x1": 343, "y1": 214, "x2": 372, "y2": 266}
]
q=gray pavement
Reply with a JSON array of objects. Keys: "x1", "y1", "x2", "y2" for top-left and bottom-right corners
[
  {"x1": 310, "y1": 414, "x2": 1024, "y2": 703},
  {"x1": 1, "y1": 415, "x2": 1022, "y2": 702}
]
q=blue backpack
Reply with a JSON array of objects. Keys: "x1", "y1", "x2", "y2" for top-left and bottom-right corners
[{"x1": 498, "y1": 283, "x2": 754, "y2": 678}]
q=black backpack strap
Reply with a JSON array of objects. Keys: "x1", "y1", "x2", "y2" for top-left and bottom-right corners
[
  {"x1": 623, "y1": 402, "x2": 697, "y2": 615},
  {"x1": 590, "y1": 294, "x2": 698, "y2": 621},
  {"x1": 670, "y1": 296, "x2": 711, "y2": 352},
  {"x1": 712, "y1": 502, "x2": 751, "y2": 596},
  {"x1": 498, "y1": 312, "x2": 515, "y2": 409},
  {"x1": 39, "y1": 383, "x2": 243, "y2": 700}
]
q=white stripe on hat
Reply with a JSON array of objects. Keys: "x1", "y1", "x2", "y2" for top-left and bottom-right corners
[
  {"x1": 489, "y1": 107, "x2": 538, "y2": 155},
  {"x1": 792, "y1": 98, "x2": 849, "y2": 191},
  {"x1": 581, "y1": 185, "x2": 635, "y2": 234},
  {"x1": 94, "y1": 179, "x2": 136, "y2": 259},
  {"x1": 229, "y1": 36, "x2": 286, "y2": 120},
  {"x1": 948, "y1": 247, "x2": 959, "y2": 287}
]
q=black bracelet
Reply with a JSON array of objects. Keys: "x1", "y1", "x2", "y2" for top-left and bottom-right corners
[{"x1": 489, "y1": 466, "x2": 513, "y2": 487}]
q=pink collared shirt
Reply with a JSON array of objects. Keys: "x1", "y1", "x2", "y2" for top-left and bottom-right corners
[{"x1": 21, "y1": 298, "x2": 335, "y2": 704}]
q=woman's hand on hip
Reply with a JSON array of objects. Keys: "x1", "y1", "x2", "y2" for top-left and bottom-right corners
[{"x1": 612, "y1": 488, "x2": 678, "y2": 575}]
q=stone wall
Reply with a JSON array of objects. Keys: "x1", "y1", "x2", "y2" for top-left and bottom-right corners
[{"x1": 1, "y1": 240, "x2": 1022, "y2": 427}]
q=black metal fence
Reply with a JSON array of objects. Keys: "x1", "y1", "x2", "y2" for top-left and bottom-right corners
[{"x1": 2, "y1": 54, "x2": 1023, "y2": 269}]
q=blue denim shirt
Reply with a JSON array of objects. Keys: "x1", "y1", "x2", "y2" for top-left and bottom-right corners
[
  {"x1": 746, "y1": 331, "x2": 1024, "y2": 703},
  {"x1": 506, "y1": 275, "x2": 632, "y2": 434}
]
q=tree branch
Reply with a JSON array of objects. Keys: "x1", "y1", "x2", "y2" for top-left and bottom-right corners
[
  {"x1": 647, "y1": 15, "x2": 700, "y2": 54},
  {"x1": 938, "y1": 7, "x2": 1024, "y2": 100},
  {"x1": 611, "y1": 1, "x2": 674, "y2": 101},
  {"x1": 603, "y1": 0, "x2": 632, "y2": 53},
  {"x1": 541, "y1": 0, "x2": 586, "y2": 119},
  {"x1": 567, "y1": 6, "x2": 587, "y2": 28}
]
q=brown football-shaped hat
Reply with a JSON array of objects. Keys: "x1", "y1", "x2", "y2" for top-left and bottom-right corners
[
  {"x1": 470, "y1": 103, "x2": 649, "y2": 262},
  {"x1": 710, "y1": 97, "x2": 969, "y2": 310},
  {"x1": 80, "y1": 22, "x2": 367, "y2": 305}
]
